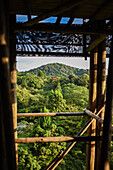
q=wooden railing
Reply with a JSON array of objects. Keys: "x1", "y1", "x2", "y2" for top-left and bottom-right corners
[
  {"x1": 17, "y1": 112, "x2": 85, "y2": 117},
  {"x1": 16, "y1": 107, "x2": 109, "y2": 169}
]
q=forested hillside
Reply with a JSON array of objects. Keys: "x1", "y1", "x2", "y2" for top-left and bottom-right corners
[
  {"x1": 25, "y1": 63, "x2": 89, "y2": 77},
  {"x1": 17, "y1": 64, "x2": 89, "y2": 169},
  {"x1": 17, "y1": 63, "x2": 113, "y2": 169}
]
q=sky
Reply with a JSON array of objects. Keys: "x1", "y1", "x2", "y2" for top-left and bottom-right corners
[
  {"x1": 16, "y1": 15, "x2": 84, "y2": 24},
  {"x1": 16, "y1": 56, "x2": 90, "y2": 72}
]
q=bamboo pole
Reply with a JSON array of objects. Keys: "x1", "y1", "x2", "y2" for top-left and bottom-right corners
[
  {"x1": 15, "y1": 136, "x2": 108, "y2": 144},
  {"x1": 17, "y1": 112, "x2": 85, "y2": 117},
  {"x1": 95, "y1": 40, "x2": 106, "y2": 169},
  {"x1": 98, "y1": 35, "x2": 113, "y2": 170},
  {"x1": 0, "y1": 1, "x2": 16, "y2": 169},
  {"x1": 10, "y1": 14, "x2": 18, "y2": 166},
  {"x1": 86, "y1": 47, "x2": 98, "y2": 170},
  {"x1": 46, "y1": 107, "x2": 104, "y2": 170}
]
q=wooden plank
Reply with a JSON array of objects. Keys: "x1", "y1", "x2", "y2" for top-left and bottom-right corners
[
  {"x1": 15, "y1": 23, "x2": 113, "y2": 35},
  {"x1": 15, "y1": 136, "x2": 108, "y2": 144},
  {"x1": 23, "y1": 0, "x2": 84, "y2": 26},
  {"x1": 46, "y1": 107, "x2": 104, "y2": 170},
  {"x1": 17, "y1": 112, "x2": 85, "y2": 117},
  {"x1": 98, "y1": 35, "x2": 113, "y2": 170},
  {"x1": 83, "y1": 108, "x2": 103, "y2": 123}
]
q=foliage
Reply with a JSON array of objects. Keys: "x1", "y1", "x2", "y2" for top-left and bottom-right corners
[
  {"x1": 17, "y1": 63, "x2": 90, "y2": 169},
  {"x1": 25, "y1": 63, "x2": 89, "y2": 77}
]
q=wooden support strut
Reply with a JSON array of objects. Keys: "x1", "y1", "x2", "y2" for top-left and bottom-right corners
[{"x1": 46, "y1": 107, "x2": 104, "y2": 170}]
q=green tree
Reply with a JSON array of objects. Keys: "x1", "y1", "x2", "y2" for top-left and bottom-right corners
[
  {"x1": 48, "y1": 89, "x2": 66, "y2": 112},
  {"x1": 38, "y1": 70, "x2": 43, "y2": 77}
]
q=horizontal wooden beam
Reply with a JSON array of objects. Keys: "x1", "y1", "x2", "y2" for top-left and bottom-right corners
[
  {"x1": 16, "y1": 51, "x2": 90, "y2": 57},
  {"x1": 23, "y1": 0, "x2": 83, "y2": 26},
  {"x1": 83, "y1": 108, "x2": 104, "y2": 123},
  {"x1": 17, "y1": 112, "x2": 85, "y2": 117},
  {"x1": 86, "y1": 34, "x2": 107, "y2": 52},
  {"x1": 16, "y1": 51, "x2": 111, "y2": 58},
  {"x1": 15, "y1": 23, "x2": 113, "y2": 35},
  {"x1": 15, "y1": 136, "x2": 113, "y2": 144}
]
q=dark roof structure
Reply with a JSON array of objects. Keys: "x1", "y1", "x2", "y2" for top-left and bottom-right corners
[
  {"x1": 9, "y1": 0, "x2": 113, "y2": 20},
  {"x1": 12, "y1": 0, "x2": 113, "y2": 57}
]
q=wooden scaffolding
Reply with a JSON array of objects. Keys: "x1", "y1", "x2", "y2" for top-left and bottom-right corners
[{"x1": 0, "y1": 0, "x2": 113, "y2": 169}]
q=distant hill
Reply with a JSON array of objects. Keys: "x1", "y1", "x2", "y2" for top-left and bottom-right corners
[{"x1": 25, "y1": 63, "x2": 89, "y2": 77}]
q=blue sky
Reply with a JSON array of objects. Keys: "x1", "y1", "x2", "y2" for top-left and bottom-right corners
[{"x1": 16, "y1": 15, "x2": 84, "y2": 24}]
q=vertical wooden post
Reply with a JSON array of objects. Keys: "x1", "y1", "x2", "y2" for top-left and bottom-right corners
[
  {"x1": 86, "y1": 48, "x2": 98, "y2": 170},
  {"x1": 98, "y1": 36, "x2": 113, "y2": 170},
  {"x1": 10, "y1": 14, "x2": 18, "y2": 165},
  {"x1": 83, "y1": 19, "x2": 87, "y2": 60},
  {"x1": 95, "y1": 40, "x2": 106, "y2": 169},
  {"x1": 0, "y1": 0, "x2": 16, "y2": 169}
]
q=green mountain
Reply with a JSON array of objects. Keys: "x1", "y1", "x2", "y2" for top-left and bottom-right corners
[{"x1": 25, "y1": 63, "x2": 89, "y2": 77}]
